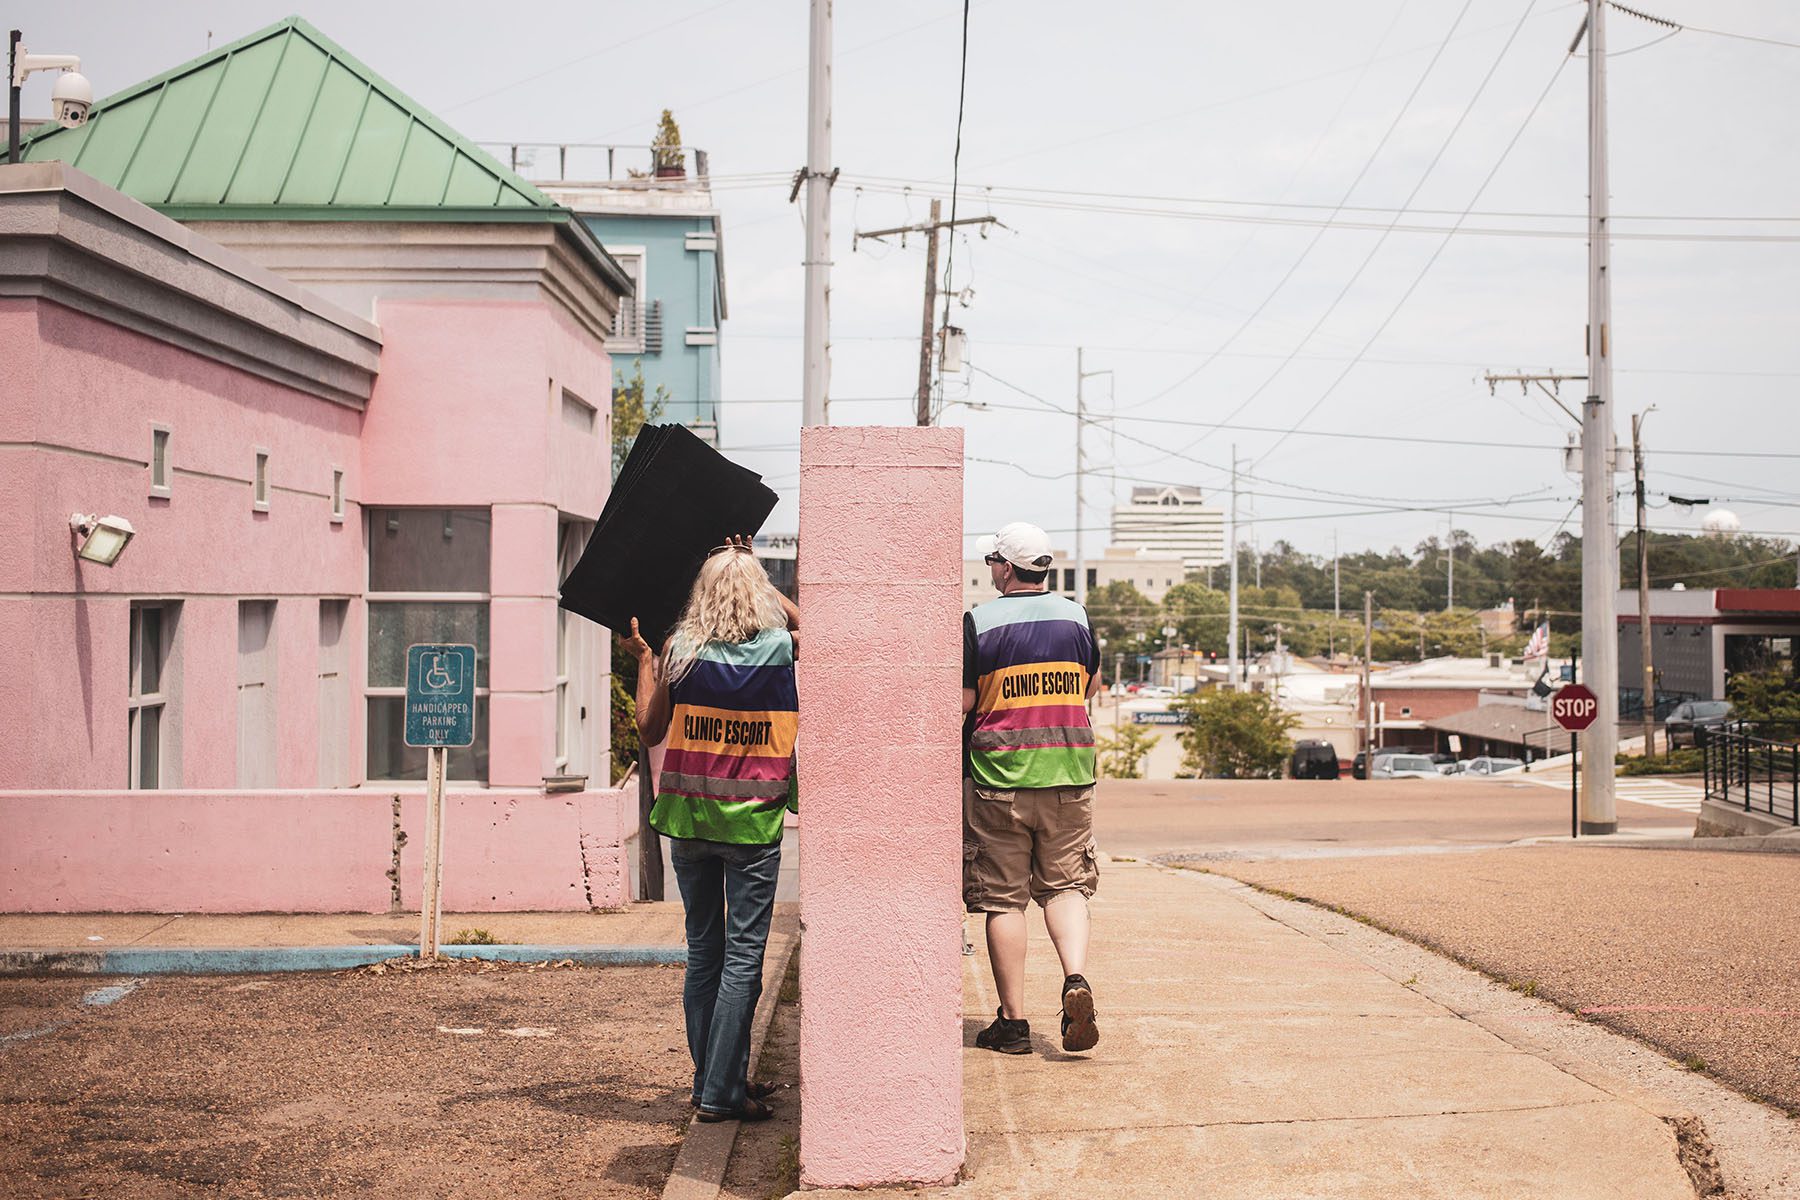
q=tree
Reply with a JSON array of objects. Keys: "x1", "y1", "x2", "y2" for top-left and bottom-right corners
[
  {"x1": 1085, "y1": 580, "x2": 1157, "y2": 654},
  {"x1": 609, "y1": 672, "x2": 640, "y2": 784},
  {"x1": 1170, "y1": 689, "x2": 1296, "y2": 779},
  {"x1": 1095, "y1": 722, "x2": 1159, "y2": 779},
  {"x1": 612, "y1": 362, "x2": 669, "y2": 481},
  {"x1": 1727, "y1": 670, "x2": 1800, "y2": 723},
  {"x1": 609, "y1": 363, "x2": 670, "y2": 781},
  {"x1": 1161, "y1": 582, "x2": 1229, "y2": 652},
  {"x1": 651, "y1": 109, "x2": 684, "y2": 174}
]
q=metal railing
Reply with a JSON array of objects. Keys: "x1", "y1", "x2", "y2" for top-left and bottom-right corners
[
  {"x1": 612, "y1": 297, "x2": 662, "y2": 353},
  {"x1": 1702, "y1": 720, "x2": 1800, "y2": 824},
  {"x1": 476, "y1": 142, "x2": 710, "y2": 185},
  {"x1": 1618, "y1": 687, "x2": 1700, "y2": 723}
]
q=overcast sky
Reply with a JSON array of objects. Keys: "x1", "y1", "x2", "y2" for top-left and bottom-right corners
[{"x1": 28, "y1": 1, "x2": 1800, "y2": 564}]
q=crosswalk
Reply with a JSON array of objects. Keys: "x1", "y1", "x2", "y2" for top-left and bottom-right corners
[{"x1": 1518, "y1": 771, "x2": 1703, "y2": 813}]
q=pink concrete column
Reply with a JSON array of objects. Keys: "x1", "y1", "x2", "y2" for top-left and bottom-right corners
[{"x1": 797, "y1": 426, "x2": 964, "y2": 1188}]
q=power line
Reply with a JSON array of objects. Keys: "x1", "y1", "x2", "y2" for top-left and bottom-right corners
[
  {"x1": 1123, "y1": 0, "x2": 1486, "y2": 415},
  {"x1": 936, "y1": 0, "x2": 974, "y2": 415},
  {"x1": 1194, "y1": 0, "x2": 1550, "y2": 462},
  {"x1": 1611, "y1": 1, "x2": 1800, "y2": 53}
]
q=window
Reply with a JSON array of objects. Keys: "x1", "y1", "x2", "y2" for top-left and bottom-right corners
[
  {"x1": 237, "y1": 601, "x2": 278, "y2": 787},
  {"x1": 318, "y1": 599, "x2": 351, "y2": 786},
  {"x1": 331, "y1": 469, "x2": 345, "y2": 523},
  {"x1": 556, "y1": 518, "x2": 598, "y2": 778},
  {"x1": 561, "y1": 388, "x2": 596, "y2": 436},
  {"x1": 128, "y1": 603, "x2": 175, "y2": 788},
  {"x1": 253, "y1": 448, "x2": 270, "y2": 511},
  {"x1": 366, "y1": 508, "x2": 491, "y2": 781},
  {"x1": 149, "y1": 425, "x2": 171, "y2": 498},
  {"x1": 1062, "y1": 568, "x2": 1075, "y2": 593},
  {"x1": 603, "y1": 247, "x2": 648, "y2": 351}
]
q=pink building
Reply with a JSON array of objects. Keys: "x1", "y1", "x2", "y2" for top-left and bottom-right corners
[{"x1": 0, "y1": 18, "x2": 637, "y2": 912}]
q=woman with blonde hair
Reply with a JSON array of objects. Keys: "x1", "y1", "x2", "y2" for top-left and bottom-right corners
[{"x1": 624, "y1": 535, "x2": 798, "y2": 1123}]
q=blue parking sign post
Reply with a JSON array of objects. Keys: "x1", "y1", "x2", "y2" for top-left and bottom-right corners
[{"x1": 406, "y1": 644, "x2": 475, "y2": 959}]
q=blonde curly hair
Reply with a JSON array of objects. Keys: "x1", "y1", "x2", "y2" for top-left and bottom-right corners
[{"x1": 664, "y1": 547, "x2": 788, "y2": 684}]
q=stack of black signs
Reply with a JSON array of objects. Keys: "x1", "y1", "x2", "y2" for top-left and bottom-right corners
[{"x1": 558, "y1": 423, "x2": 780, "y2": 648}]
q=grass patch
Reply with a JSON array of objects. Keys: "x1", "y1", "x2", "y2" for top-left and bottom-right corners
[
  {"x1": 1617, "y1": 748, "x2": 1704, "y2": 776},
  {"x1": 446, "y1": 929, "x2": 503, "y2": 945},
  {"x1": 765, "y1": 1134, "x2": 799, "y2": 1200},
  {"x1": 1684, "y1": 1055, "x2": 1708, "y2": 1072},
  {"x1": 777, "y1": 950, "x2": 800, "y2": 1006}
]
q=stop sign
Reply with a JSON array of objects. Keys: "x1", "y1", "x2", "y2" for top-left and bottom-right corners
[{"x1": 1551, "y1": 683, "x2": 1599, "y2": 732}]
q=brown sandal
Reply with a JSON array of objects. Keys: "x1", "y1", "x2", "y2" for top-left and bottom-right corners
[{"x1": 696, "y1": 1096, "x2": 774, "y2": 1123}]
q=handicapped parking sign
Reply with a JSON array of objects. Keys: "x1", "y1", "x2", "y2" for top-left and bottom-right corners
[{"x1": 405, "y1": 644, "x2": 476, "y2": 748}]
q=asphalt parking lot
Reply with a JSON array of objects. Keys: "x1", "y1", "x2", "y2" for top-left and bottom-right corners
[{"x1": 0, "y1": 961, "x2": 693, "y2": 1199}]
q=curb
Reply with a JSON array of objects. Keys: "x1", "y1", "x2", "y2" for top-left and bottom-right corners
[
  {"x1": 0, "y1": 943, "x2": 687, "y2": 976},
  {"x1": 661, "y1": 913, "x2": 801, "y2": 1200}
]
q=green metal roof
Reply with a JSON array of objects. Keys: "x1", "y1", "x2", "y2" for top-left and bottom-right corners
[{"x1": 20, "y1": 16, "x2": 555, "y2": 217}]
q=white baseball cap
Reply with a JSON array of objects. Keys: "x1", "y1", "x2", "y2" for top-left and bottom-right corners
[{"x1": 976, "y1": 521, "x2": 1055, "y2": 570}]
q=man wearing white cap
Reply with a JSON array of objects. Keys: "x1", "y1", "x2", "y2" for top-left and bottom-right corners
[{"x1": 963, "y1": 521, "x2": 1102, "y2": 1055}]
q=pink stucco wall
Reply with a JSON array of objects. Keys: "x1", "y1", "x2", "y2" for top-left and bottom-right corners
[
  {"x1": 0, "y1": 298, "x2": 366, "y2": 791},
  {"x1": 0, "y1": 787, "x2": 631, "y2": 913},
  {"x1": 796, "y1": 426, "x2": 965, "y2": 1188}
]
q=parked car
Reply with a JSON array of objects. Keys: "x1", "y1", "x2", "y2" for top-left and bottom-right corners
[
  {"x1": 1290, "y1": 740, "x2": 1341, "y2": 780},
  {"x1": 1439, "y1": 760, "x2": 1468, "y2": 776},
  {"x1": 1462, "y1": 756, "x2": 1526, "y2": 777},
  {"x1": 1351, "y1": 746, "x2": 1405, "y2": 780},
  {"x1": 1139, "y1": 685, "x2": 1176, "y2": 698},
  {"x1": 1665, "y1": 700, "x2": 1733, "y2": 748},
  {"x1": 1371, "y1": 754, "x2": 1442, "y2": 780}
]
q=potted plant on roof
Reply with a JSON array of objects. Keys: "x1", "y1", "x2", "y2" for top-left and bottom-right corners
[{"x1": 651, "y1": 109, "x2": 685, "y2": 179}]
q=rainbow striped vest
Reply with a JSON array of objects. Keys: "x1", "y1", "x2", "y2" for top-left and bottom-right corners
[
  {"x1": 650, "y1": 628, "x2": 798, "y2": 845},
  {"x1": 967, "y1": 592, "x2": 1098, "y2": 790}
]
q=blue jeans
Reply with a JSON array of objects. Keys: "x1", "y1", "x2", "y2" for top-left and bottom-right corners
[{"x1": 669, "y1": 836, "x2": 782, "y2": 1114}]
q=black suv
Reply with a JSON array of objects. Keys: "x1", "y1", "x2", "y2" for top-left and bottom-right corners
[
  {"x1": 1665, "y1": 700, "x2": 1733, "y2": 748},
  {"x1": 1291, "y1": 740, "x2": 1341, "y2": 780}
]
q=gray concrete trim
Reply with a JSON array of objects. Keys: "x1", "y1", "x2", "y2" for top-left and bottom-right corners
[
  {"x1": 1695, "y1": 797, "x2": 1800, "y2": 840},
  {"x1": 0, "y1": 163, "x2": 381, "y2": 409},
  {"x1": 186, "y1": 219, "x2": 625, "y2": 346}
]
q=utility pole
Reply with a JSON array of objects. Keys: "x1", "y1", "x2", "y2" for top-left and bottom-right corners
[
  {"x1": 1227, "y1": 446, "x2": 1241, "y2": 692},
  {"x1": 917, "y1": 199, "x2": 941, "y2": 425},
  {"x1": 1331, "y1": 530, "x2": 1340, "y2": 661},
  {"x1": 8, "y1": 31, "x2": 20, "y2": 165},
  {"x1": 1633, "y1": 408, "x2": 1656, "y2": 756},
  {"x1": 799, "y1": 0, "x2": 834, "y2": 428},
  {"x1": 1445, "y1": 517, "x2": 1455, "y2": 611},
  {"x1": 853, "y1": 205, "x2": 997, "y2": 425},
  {"x1": 1577, "y1": 0, "x2": 1618, "y2": 834},
  {"x1": 1362, "y1": 591, "x2": 1375, "y2": 773},
  {"x1": 1074, "y1": 351, "x2": 1112, "y2": 608},
  {"x1": 1076, "y1": 348, "x2": 1087, "y2": 608}
]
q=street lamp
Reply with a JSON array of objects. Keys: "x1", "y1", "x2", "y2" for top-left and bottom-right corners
[{"x1": 8, "y1": 31, "x2": 90, "y2": 163}]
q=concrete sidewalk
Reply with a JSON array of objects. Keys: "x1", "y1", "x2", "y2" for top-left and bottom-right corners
[{"x1": 940, "y1": 858, "x2": 1699, "y2": 1199}]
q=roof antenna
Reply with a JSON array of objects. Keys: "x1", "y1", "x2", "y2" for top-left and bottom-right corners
[{"x1": 206, "y1": 30, "x2": 213, "y2": 51}]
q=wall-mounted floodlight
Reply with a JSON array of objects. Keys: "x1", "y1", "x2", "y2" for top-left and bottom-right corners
[{"x1": 70, "y1": 512, "x2": 134, "y2": 565}]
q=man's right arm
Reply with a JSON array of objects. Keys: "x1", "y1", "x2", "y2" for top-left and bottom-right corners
[{"x1": 962, "y1": 612, "x2": 979, "y2": 714}]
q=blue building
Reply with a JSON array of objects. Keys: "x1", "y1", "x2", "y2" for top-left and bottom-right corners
[{"x1": 491, "y1": 141, "x2": 727, "y2": 444}]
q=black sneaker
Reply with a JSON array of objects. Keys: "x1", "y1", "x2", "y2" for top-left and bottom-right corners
[
  {"x1": 1061, "y1": 974, "x2": 1098, "y2": 1052},
  {"x1": 975, "y1": 1007, "x2": 1031, "y2": 1055}
]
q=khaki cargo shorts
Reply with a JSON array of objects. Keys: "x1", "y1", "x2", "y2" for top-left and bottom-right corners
[{"x1": 962, "y1": 778, "x2": 1099, "y2": 913}]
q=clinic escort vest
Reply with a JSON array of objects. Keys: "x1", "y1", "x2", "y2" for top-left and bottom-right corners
[
  {"x1": 650, "y1": 627, "x2": 798, "y2": 845},
  {"x1": 967, "y1": 592, "x2": 1097, "y2": 789}
]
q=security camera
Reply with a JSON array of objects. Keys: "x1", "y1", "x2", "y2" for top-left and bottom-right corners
[
  {"x1": 11, "y1": 46, "x2": 90, "y2": 129},
  {"x1": 50, "y1": 72, "x2": 92, "y2": 128}
]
